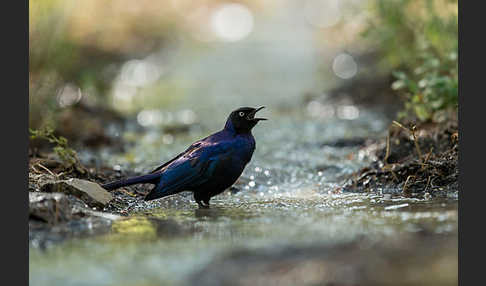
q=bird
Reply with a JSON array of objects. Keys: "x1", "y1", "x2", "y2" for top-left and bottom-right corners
[{"x1": 102, "y1": 106, "x2": 267, "y2": 208}]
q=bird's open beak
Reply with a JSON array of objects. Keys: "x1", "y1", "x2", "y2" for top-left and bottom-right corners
[{"x1": 248, "y1": 106, "x2": 267, "y2": 121}]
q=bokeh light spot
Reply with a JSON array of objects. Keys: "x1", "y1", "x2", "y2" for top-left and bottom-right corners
[
  {"x1": 120, "y1": 60, "x2": 161, "y2": 87},
  {"x1": 177, "y1": 109, "x2": 197, "y2": 125},
  {"x1": 332, "y1": 53, "x2": 358, "y2": 79},
  {"x1": 162, "y1": 134, "x2": 174, "y2": 145},
  {"x1": 137, "y1": 110, "x2": 163, "y2": 126},
  {"x1": 113, "y1": 84, "x2": 136, "y2": 102},
  {"x1": 211, "y1": 3, "x2": 254, "y2": 42},
  {"x1": 337, "y1": 105, "x2": 359, "y2": 120},
  {"x1": 304, "y1": 0, "x2": 342, "y2": 29},
  {"x1": 56, "y1": 83, "x2": 82, "y2": 108},
  {"x1": 307, "y1": 101, "x2": 335, "y2": 119}
]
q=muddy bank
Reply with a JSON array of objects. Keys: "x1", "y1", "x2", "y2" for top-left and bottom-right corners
[{"x1": 343, "y1": 114, "x2": 458, "y2": 199}]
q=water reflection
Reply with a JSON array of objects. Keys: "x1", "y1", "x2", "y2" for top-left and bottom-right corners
[
  {"x1": 110, "y1": 216, "x2": 192, "y2": 241},
  {"x1": 30, "y1": 190, "x2": 457, "y2": 286},
  {"x1": 194, "y1": 207, "x2": 226, "y2": 220}
]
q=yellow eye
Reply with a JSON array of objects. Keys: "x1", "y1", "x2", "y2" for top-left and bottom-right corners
[{"x1": 239, "y1": 112, "x2": 245, "y2": 117}]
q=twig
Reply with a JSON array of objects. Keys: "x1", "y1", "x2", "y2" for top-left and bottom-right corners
[
  {"x1": 389, "y1": 170, "x2": 399, "y2": 182},
  {"x1": 30, "y1": 164, "x2": 41, "y2": 174},
  {"x1": 425, "y1": 176, "x2": 431, "y2": 192},
  {"x1": 392, "y1": 120, "x2": 423, "y2": 163},
  {"x1": 430, "y1": 176, "x2": 438, "y2": 189},
  {"x1": 410, "y1": 125, "x2": 423, "y2": 164},
  {"x1": 402, "y1": 175, "x2": 415, "y2": 193},
  {"x1": 392, "y1": 120, "x2": 408, "y2": 132},
  {"x1": 384, "y1": 130, "x2": 391, "y2": 165},
  {"x1": 36, "y1": 163, "x2": 57, "y2": 178},
  {"x1": 424, "y1": 147, "x2": 433, "y2": 164},
  {"x1": 421, "y1": 147, "x2": 434, "y2": 170},
  {"x1": 382, "y1": 163, "x2": 399, "y2": 182}
]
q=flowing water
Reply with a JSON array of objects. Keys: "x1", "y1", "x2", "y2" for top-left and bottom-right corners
[{"x1": 29, "y1": 4, "x2": 458, "y2": 285}]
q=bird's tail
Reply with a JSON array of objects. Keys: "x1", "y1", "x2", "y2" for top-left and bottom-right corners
[{"x1": 101, "y1": 173, "x2": 161, "y2": 190}]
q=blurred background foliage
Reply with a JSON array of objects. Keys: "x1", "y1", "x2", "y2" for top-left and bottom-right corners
[
  {"x1": 29, "y1": 0, "x2": 264, "y2": 130},
  {"x1": 363, "y1": 0, "x2": 458, "y2": 121},
  {"x1": 29, "y1": 0, "x2": 458, "y2": 141},
  {"x1": 30, "y1": 0, "x2": 180, "y2": 128}
]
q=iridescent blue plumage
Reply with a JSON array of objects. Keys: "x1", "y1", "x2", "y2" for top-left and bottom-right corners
[{"x1": 102, "y1": 106, "x2": 266, "y2": 208}]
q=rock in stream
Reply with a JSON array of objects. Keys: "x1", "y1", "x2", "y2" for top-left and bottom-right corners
[
  {"x1": 29, "y1": 192, "x2": 74, "y2": 224},
  {"x1": 41, "y1": 178, "x2": 113, "y2": 209}
]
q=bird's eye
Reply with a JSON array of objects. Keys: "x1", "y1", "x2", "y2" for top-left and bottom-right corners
[{"x1": 239, "y1": 112, "x2": 245, "y2": 117}]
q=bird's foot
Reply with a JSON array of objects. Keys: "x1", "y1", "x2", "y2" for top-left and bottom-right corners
[{"x1": 197, "y1": 200, "x2": 210, "y2": 209}]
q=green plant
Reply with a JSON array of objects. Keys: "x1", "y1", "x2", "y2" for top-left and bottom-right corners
[
  {"x1": 363, "y1": 0, "x2": 458, "y2": 121},
  {"x1": 29, "y1": 126, "x2": 85, "y2": 173},
  {"x1": 391, "y1": 52, "x2": 457, "y2": 121}
]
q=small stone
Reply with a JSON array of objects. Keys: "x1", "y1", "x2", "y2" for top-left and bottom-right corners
[
  {"x1": 29, "y1": 192, "x2": 73, "y2": 224},
  {"x1": 424, "y1": 192, "x2": 431, "y2": 200},
  {"x1": 41, "y1": 178, "x2": 113, "y2": 208}
]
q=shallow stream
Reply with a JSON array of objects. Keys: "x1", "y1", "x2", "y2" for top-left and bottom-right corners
[
  {"x1": 30, "y1": 104, "x2": 458, "y2": 286},
  {"x1": 29, "y1": 7, "x2": 457, "y2": 284}
]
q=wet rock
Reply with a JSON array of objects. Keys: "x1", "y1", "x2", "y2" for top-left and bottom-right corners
[
  {"x1": 41, "y1": 178, "x2": 113, "y2": 208},
  {"x1": 29, "y1": 192, "x2": 73, "y2": 224},
  {"x1": 29, "y1": 190, "x2": 121, "y2": 249},
  {"x1": 30, "y1": 216, "x2": 114, "y2": 249}
]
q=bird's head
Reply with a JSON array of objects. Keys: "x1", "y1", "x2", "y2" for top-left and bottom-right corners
[{"x1": 225, "y1": 106, "x2": 267, "y2": 134}]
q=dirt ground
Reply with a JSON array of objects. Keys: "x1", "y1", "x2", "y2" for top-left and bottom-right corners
[{"x1": 343, "y1": 113, "x2": 458, "y2": 198}]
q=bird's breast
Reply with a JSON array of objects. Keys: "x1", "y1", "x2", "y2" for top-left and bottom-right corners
[
  {"x1": 233, "y1": 136, "x2": 255, "y2": 163},
  {"x1": 214, "y1": 137, "x2": 254, "y2": 175}
]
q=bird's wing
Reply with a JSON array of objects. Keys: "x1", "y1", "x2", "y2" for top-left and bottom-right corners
[
  {"x1": 149, "y1": 141, "x2": 204, "y2": 174},
  {"x1": 145, "y1": 140, "x2": 233, "y2": 199}
]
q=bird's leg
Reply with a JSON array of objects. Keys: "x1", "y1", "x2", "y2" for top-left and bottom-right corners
[
  {"x1": 203, "y1": 198, "x2": 210, "y2": 207},
  {"x1": 197, "y1": 200, "x2": 210, "y2": 209},
  {"x1": 194, "y1": 192, "x2": 210, "y2": 209}
]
